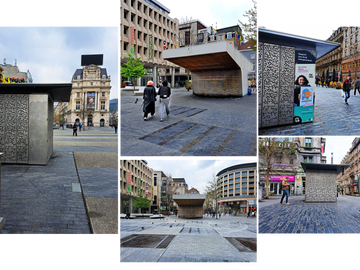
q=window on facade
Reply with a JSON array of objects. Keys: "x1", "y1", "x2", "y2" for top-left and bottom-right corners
[
  {"x1": 304, "y1": 156, "x2": 313, "y2": 163},
  {"x1": 305, "y1": 138, "x2": 312, "y2": 147},
  {"x1": 102, "y1": 92, "x2": 105, "y2": 97},
  {"x1": 101, "y1": 101, "x2": 105, "y2": 110},
  {"x1": 77, "y1": 92, "x2": 80, "y2": 97},
  {"x1": 76, "y1": 101, "x2": 80, "y2": 110}
]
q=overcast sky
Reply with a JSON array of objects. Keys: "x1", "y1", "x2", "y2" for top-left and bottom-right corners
[
  {"x1": 0, "y1": 27, "x2": 118, "y2": 99},
  {"x1": 146, "y1": 158, "x2": 257, "y2": 193},
  {"x1": 324, "y1": 136, "x2": 356, "y2": 164},
  {"x1": 161, "y1": 0, "x2": 254, "y2": 30},
  {"x1": 265, "y1": 24, "x2": 340, "y2": 40}
]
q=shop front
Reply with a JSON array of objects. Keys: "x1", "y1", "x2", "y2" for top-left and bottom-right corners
[
  {"x1": 219, "y1": 199, "x2": 257, "y2": 216},
  {"x1": 261, "y1": 175, "x2": 295, "y2": 195}
]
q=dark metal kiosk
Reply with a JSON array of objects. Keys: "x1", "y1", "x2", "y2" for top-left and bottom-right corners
[
  {"x1": 301, "y1": 162, "x2": 350, "y2": 203},
  {"x1": 0, "y1": 83, "x2": 72, "y2": 165},
  {"x1": 258, "y1": 28, "x2": 341, "y2": 128}
]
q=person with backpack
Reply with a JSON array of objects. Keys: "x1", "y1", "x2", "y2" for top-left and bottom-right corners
[
  {"x1": 157, "y1": 80, "x2": 171, "y2": 122},
  {"x1": 280, "y1": 177, "x2": 290, "y2": 205}
]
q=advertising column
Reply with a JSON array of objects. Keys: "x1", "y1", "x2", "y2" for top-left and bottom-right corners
[{"x1": 293, "y1": 49, "x2": 316, "y2": 123}]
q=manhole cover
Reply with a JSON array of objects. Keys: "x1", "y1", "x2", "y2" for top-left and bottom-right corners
[
  {"x1": 121, "y1": 234, "x2": 168, "y2": 248},
  {"x1": 234, "y1": 238, "x2": 257, "y2": 252}
]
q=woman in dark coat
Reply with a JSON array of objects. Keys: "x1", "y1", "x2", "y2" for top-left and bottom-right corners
[{"x1": 143, "y1": 80, "x2": 157, "y2": 120}]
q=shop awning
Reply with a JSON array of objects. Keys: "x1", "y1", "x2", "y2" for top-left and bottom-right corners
[{"x1": 259, "y1": 28, "x2": 341, "y2": 59}]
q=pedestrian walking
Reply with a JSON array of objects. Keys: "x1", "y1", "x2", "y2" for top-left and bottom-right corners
[
  {"x1": 341, "y1": 188, "x2": 344, "y2": 195},
  {"x1": 143, "y1": 81, "x2": 157, "y2": 121},
  {"x1": 354, "y1": 77, "x2": 360, "y2": 95},
  {"x1": 157, "y1": 80, "x2": 171, "y2": 122},
  {"x1": 280, "y1": 177, "x2": 290, "y2": 205},
  {"x1": 79, "y1": 122, "x2": 82, "y2": 132},
  {"x1": 114, "y1": 121, "x2": 118, "y2": 133},
  {"x1": 247, "y1": 210, "x2": 251, "y2": 218},
  {"x1": 343, "y1": 76, "x2": 352, "y2": 105},
  {"x1": 72, "y1": 122, "x2": 78, "y2": 136}
]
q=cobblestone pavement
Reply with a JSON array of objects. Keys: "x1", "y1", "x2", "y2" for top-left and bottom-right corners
[
  {"x1": 259, "y1": 86, "x2": 360, "y2": 135},
  {"x1": 58, "y1": 127, "x2": 118, "y2": 234},
  {"x1": 121, "y1": 88, "x2": 257, "y2": 156},
  {"x1": 259, "y1": 195, "x2": 360, "y2": 233},
  {"x1": 0, "y1": 127, "x2": 118, "y2": 234},
  {"x1": 0, "y1": 151, "x2": 90, "y2": 234},
  {"x1": 120, "y1": 215, "x2": 257, "y2": 262}
]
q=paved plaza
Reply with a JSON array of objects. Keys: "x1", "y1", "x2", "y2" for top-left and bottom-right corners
[
  {"x1": 120, "y1": 215, "x2": 257, "y2": 262},
  {"x1": 259, "y1": 86, "x2": 360, "y2": 135},
  {"x1": 121, "y1": 88, "x2": 257, "y2": 156},
  {"x1": 259, "y1": 195, "x2": 360, "y2": 233},
  {"x1": 0, "y1": 127, "x2": 118, "y2": 234}
]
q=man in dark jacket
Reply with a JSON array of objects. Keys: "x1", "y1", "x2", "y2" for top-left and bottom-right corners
[
  {"x1": 343, "y1": 76, "x2": 352, "y2": 105},
  {"x1": 143, "y1": 81, "x2": 157, "y2": 120},
  {"x1": 354, "y1": 77, "x2": 360, "y2": 95},
  {"x1": 157, "y1": 80, "x2": 171, "y2": 122}
]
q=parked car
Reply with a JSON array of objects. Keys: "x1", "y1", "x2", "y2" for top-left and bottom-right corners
[{"x1": 124, "y1": 81, "x2": 133, "y2": 86}]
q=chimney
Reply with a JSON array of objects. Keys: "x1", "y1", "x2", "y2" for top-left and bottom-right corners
[{"x1": 331, "y1": 152, "x2": 333, "y2": 164}]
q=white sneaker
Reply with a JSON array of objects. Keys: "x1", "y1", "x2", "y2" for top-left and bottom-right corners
[
  {"x1": 160, "y1": 118, "x2": 163, "y2": 122},
  {"x1": 144, "y1": 117, "x2": 147, "y2": 121}
]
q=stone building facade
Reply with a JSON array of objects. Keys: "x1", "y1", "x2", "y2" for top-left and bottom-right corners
[
  {"x1": 217, "y1": 163, "x2": 257, "y2": 215},
  {"x1": 121, "y1": 0, "x2": 179, "y2": 87},
  {"x1": 0, "y1": 59, "x2": 33, "y2": 83},
  {"x1": 338, "y1": 137, "x2": 360, "y2": 195},
  {"x1": 63, "y1": 63, "x2": 111, "y2": 127},
  {"x1": 120, "y1": 160, "x2": 154, "y2": 213}
]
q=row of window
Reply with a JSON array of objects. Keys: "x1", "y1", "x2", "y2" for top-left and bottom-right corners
[
  {"x1": 123, "y1": 42, "x2": 167, "y2": 60},
  {"x1": 75, "y1": 101, "x2": 106, "y2": 110},
  {"x1": 123, "y1": 0, "x2": 176, "y2": 30},
  {"x1": 123, "y1": 13, "x2": 176, "y2": 40}
]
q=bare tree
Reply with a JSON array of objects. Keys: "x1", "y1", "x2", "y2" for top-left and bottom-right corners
[
  {"x1": 204, "y1": 173, "x2": 222, "y2": 219},
  {"x1": 258, "y1": 137, "x2": 297, "y2": 199}
]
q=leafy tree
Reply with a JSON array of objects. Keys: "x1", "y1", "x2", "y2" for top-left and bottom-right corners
[
  {"x1": 121, "y1": 53, "x2": 146, "y2": 91},
  {"x1": 238, "y1": 0, "x2": 257, "y2": 51},
  {"x1": 132, "y1": 194, "x2": 151, "y2": 213}
]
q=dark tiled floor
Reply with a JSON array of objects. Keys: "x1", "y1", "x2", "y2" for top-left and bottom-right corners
[{"x1": 259, "y1": 195, "x2": 360, "y2": 233}]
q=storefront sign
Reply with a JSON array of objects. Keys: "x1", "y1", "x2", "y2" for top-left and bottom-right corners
[
  {"x1": 127, "y1": 172, "x2": 131, "y2": 193},
  {"x1": 149, "y1": 34, "x2": 153, "y2": 60},
  {"x1": 130, "y1": 27, "x2": 135, "y2": 56},
  {"x1": 271, "y1": 175, "x2": 295, "y2": 181}
]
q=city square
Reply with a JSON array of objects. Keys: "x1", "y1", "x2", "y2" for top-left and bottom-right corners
[
  {"x1": 121, "y1": 215, "x2": 257, "y2": 262},
  {"x1": 121, "y1": 88, "x2": 257, "y2": 156},
  {"x1": 0, "y1": 127, "x2": 118, "y2": 234},
  {"x1": 259, "y1": 85, "x2": 360, "y2": 135}
]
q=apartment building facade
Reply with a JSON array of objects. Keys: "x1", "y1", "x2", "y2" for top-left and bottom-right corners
[
  {"x1": 121, "y1": 0, "x2": 179, "y2": 87},
  {"x1": 120, "y1": 160, "x2": 154, "y2": 213}
]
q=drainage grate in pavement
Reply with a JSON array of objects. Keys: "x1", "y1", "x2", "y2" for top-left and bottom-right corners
[
  {"x1": 121, "y1": 234, "x2": 138, "y2": 244},
  {"x1": 225, "y1": 237, "x2": 257, "y2": 252},
  {"x1": 156, "y1": 235, "x2": 176, "y2": 249},
  {"x1": 121, "y1": 234, "x2": 169, "y2": 248},
  {"x1": 234, "y1": 238, "x2": 257, "y2": 252}
]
